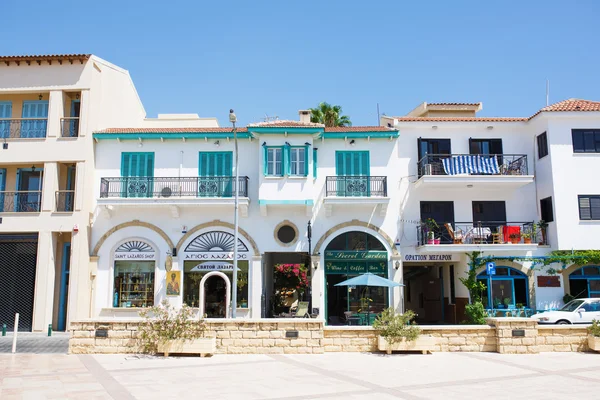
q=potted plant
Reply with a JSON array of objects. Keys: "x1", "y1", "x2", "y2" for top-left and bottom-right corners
[
  {"x1": 494, "y1": 297, "x2": 503, "y2": 309},
  {"x1": 509, "y1": 232, "x2": 521, "y2": 244},
  {"x1": 588, "y1": 319, "x2": 600, "y2": 352},
  {"x1": 521, "y1": 227, "x2": 533, "y2": 244},
  {"x1": 537, "y1": 220, "x2": 548, "y2": 245},
  {"x1": 139, "y1": 300, "x2": 215, "y2": 356},
  {"x1": 503, "y1": 298, "x2": 512, "y2": 308},
  {"x1": 373, "y1": 308, "x2": 434, "y2": 354},
  {"x1": 423, "y1": 218, "x2": 439, "y2": 244}
]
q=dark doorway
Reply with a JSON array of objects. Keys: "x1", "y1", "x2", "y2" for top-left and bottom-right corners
[
  {"x1": 423, "y1": 277, "x2": 443, "y2": 323},
  {"x1": 418, "y1": 138, "x2": 451, "y2": 160},
  {"x1": 203, "y1": 275, "x2": 227, "y2": 318},
  {"x1": 472, "y1": 201, "x2": 506, "y2": 224},
  {"x1": 469, "y1": 139, "x2": 503, "y2": 155},
  {"x1": 421, "y1": 201, "x2": 455, "y2": 243},
  {"x1": 0, "y1": 234, "x2": 38, "y2": 331},
  {"x1": 326, "y1": 274, "x2": 347, "y2": 325},
  {"x1": 263, "y1": 252, "x2": 310, "y2": 318}
]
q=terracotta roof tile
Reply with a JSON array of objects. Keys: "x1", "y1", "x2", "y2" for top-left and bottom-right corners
[
  {"x1": 540, "y1": 98, "x2": 600, "y2": 112},
  {"x1": 394, "y1": 117, "x2": 527, "y2": 122},
  {"x1": 324, "y1": 126, "x2": 394, "y2": 132},
  {"x1": 247, "y1": 120, "x2": 323, "y2": 128},
  {"x1": 427, "y1": 102, "x2": 481, "y2": 106},
  {"x1": 97, "y1": 127, "x2": 248, "y2": 133},
  {"x1": 0, "y1": 54, "x2": 91, "y2": 65}
]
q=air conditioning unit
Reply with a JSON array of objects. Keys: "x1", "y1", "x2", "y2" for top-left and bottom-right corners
[{"x1": 161, "y1": 187, "x2": 173, "y2": 198}]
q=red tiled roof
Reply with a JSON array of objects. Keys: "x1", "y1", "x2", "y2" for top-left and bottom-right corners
[
  {"x1": 394, "y1": 117, "x2": 527, "y2": 122},
  {"x1": 427, "y1": 102, "x2": 481, "y2": 106},
  {"x1": 97, "y1": 127, "x2": 248, "y2": 133},
  {"x1": 539, "y1": 98, "x2": 600, "y2": 113},
  {"x1": 324, "y1": 126, "x2": 394, "y2": 132},
  {"x1": 247, "y1": 120, "x2": 323, "y2": 128},
  {"x1": 0, "y1": 54, "x2": 91, "y2": 65}
]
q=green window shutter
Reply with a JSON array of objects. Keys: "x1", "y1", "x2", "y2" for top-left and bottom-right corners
[
  {"x1": 224, "y1": 152, "x2": 233, "y2": 176},
  {"x1": 360, "y1": 151, "x2": 370, "y2": 176},
  {"x1": 199, "y1": 152, "x2": 208, "y2": 176},
  {"x1": 121, "y1": 153, "x2": 131, "y2": 177},
  {"x1": 303, "y1": 145, "x2": 309, "y2": 176},
  {"x1": 312, "y1": 148, "x2": 317, "y2": 178},
  {"x1": 335, "y1": 152, "x2": 345, "y2": 175},
  {"x1": 284, "y1": 145, "x2": 290, "y2": 175},
  {"x1": 145, "y1": 153, "x2": 154, "y2": 177},
  {"x1": 263, "y1": 147, "x2": 268, "y2": 175}
]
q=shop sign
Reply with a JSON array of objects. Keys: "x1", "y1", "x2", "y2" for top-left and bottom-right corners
[
  {"x1": 537, "y1": 276, "x2": 561, "y2": 288},
  {"x1": 190, "y1": 262, "x2": 238, "y2": 272},
  {"x1": 324, "y1": 251, "x2": 387, "y2": 261},
  {"x1": 325, "y1": 262, "x2": 346, "y2": 274},
  {"x1": 368, "y1": 262, "x2": 387, "y2": 274},
  {"x1": 403, "y1": 253, "x2": 458, "y2": 262},
  {"x1": 114, "y1": 253, "x2": 156, "y2": 260},
  {"x1": 184, "y1": 252, "x2": 248, "y2": 260},
  {"x1": 348, "y1": 263, "x2": 367, "y2": 274},
  {"x1": 325, "y1": 261, "x2": 388, "y2": 275}
]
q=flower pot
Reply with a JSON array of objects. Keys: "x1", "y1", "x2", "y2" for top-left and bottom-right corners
[
  {"x1": 157, "y1": 337, "x2": 216, "y2": 357},
  {"x1": 427, "y1": 239, "x2": 435, "y2": 245},
  {"x1": 434, "y1": 239, "x2": 441, "y2": 245},
  {"x1": 510, "y1": 238, "x2": 519, "y2": 244},
  {"x1": 589, "y1": 335, "x2": 600, "y2": 352},
  {"x1": 523, "y1": 238, "x2": 531, "y2": 244},
  {"x1": 377, "y1": 335, "x2": 437, "y2": 355}
]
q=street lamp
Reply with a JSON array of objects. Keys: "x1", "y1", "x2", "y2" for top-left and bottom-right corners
[{"x1": 229, "y1": 109, "x2": 239, "y2": 319}]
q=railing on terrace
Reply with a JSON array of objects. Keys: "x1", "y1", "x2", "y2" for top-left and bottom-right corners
[
  {"x1": 417, "y1": 221, "x2": 548, "y2": 246},
  {"x1": 325, "y1": 176, "x2": 387, "y2": 197},
  {"x1": 0, "y1": 118, "x2": 48, "y2": 139},
  {"x1": 56, "y1": 190, "x2": 75, "y2": 212},
  {"x1": 60, "y1": 117, "x2": 80, "y2": 137},
  {"x1": 417, "y1": 154, "x2": 528, "y2": 177},
  {"x1": 0, "y1": 191, "x2": 42, "y2": 212},
  {"x1": 100, "y1": 176, "x2": 250, "y2": 198}
]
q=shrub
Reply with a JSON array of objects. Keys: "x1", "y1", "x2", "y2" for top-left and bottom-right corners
[
  {"x1": 589, "y1": 320, "x2": 600, "y2": 337},
  {"x1": 138, "y1": 300, "x2": 206, "y2": 354},
  {"x1": 373, "y1": 308, "x2": 421, "y2": 345},
  {"x1": 464, "y1": 302, "x2": 487, "y2": 325}
]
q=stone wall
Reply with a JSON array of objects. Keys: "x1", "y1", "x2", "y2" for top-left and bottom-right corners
[
  {"x1": 69, "y1": 318, "x2": 593, "y2": 355},
  {"x1": 69, "y1": 320, "x2": 324, "y2": 355}
]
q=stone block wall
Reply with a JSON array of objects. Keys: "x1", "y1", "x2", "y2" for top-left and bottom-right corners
[{"x1": 537, "y1": 325, "x2": 589, "y2": 352}]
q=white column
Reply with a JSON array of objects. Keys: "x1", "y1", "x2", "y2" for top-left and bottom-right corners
[
  {"x1": 250, "y1": 255, "x2": 262, "y2": 319},
  {"x1": 78, "y1": 90, "x2": 90, "y2": 137},
  {"x1": 42, "y1": 162, "x2": 58, "y2": 212},
  {"x1": 313, "y1": 255, "x2": 325, "y2": 319},
  {"x1": 75, "y1": 161, "x2": 85, "y2": 212},
  {"x1": 32, "y1": 232, "x2": 55, "y2": 331},
  {"x1": 391, "y1": 256, "x2": 404, "y2": 313},
  {"x1": 47, "y1": 90, "x2": 64, "y2": 138},
  {"x1": 68, "y1": 228, "x2": 90, "y2": 323}
]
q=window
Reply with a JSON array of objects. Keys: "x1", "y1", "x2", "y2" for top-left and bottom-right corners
[
  {"x1": 469, "y1": 139, "x2": 503, "y2": 155},
  {"x1": 540, "y1": 196, "x2": 554, "y2": 222},
  {"x1": 572, "y1": 129, "x2": 600, "y2": 153},
  {"x1": 578, "y1": 195, "x2": 600, "y2": 220},
  {"x1": 289, "y1": 147, "x2": 307, "y2": 176},
  {"x1": 275, "y1": 222, "x2": 299, "y2": 246},
  {"x1": 265, "y1": 147, "x2": 283, "y2": 176},
  {"x1": 121, "y1": 152, "x2": 155, "y2": 198},
  {"x1": 418, "y1": 138, "x2": 451, "y2": 160},
  {"x1": 537, "y1": 132, "x2": 548, "y2": 159},
  {"x1": 113, "y1": 261, "x2": 155, "y2": 308},
  {"x1": 477, "y1": 267, "x2": 528, "y2": 309}
]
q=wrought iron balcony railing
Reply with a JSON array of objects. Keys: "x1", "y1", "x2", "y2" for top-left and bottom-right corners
[
  {"x1": 60, "y1": 117, "x2": 80, "y2": 137},
  {"x1": 100, "y1": 176, "x2": 250, "y2": 198},
  {"x1": 56, "y1": 190, "x2": 75, "y2": 212},
  {"x1": 0, "y1": 118, "x2": 48, "y2": 139},
  {"x1": 417, "y1": 154, "x2": 528, "y2": 177},
  {"x1": 0, "y1": 191, "x2": 42, "y2": 212},
  {"x1": 417, "y1": 221, "x2": 548, "y2": 246},
  {"x1": 325, "y1": 176, "x2": 387, "y2": 197}
]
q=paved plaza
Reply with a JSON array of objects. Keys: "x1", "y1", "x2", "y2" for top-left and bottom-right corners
[{"x1": 1, "y1": 351, "x2": 600, "y2": 399}]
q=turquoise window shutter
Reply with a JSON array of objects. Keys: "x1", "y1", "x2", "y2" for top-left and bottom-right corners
[
  {"x1": 303, "y1": 145, "x2": 309, "y2": 176},
  {"x1": 0, "y1": 102, "x2": 12, "y2": 138},
  {"x1": 312, "y1": 148, "x2": 317, "y2": 178},
  {"x1": 121, "y1": 152, "x2": 154, "y2": 198},
  {"x1": 0, "y1": 168, "x2": 5, "y2": 212},
  {"x1": 263, "y1": 147, "x2": 268, "y2": 175},
  {"x1": 21, "y1": 101, "x2": 49, "y2": 138},
  {"x1": 199, "y1": 152, "x2": 208, "y2": 176},
  {"x1": 284, "y1": 145, "x2": 290, "y2": 175},
  {"x1": 335, "y1": 151, "x2": 345, "y2": 175}
]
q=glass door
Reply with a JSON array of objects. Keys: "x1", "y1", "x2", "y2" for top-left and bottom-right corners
[{"x1": 16, "y1": 169, "x2": 42, "y2": 212}]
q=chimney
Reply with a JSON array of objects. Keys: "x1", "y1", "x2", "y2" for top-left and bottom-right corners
[{"x1": 299, "y1": 110, "x2": 312, "y2": 124}]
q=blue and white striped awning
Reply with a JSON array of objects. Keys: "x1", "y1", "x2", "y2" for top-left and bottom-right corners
[{"x1": 442, "y1": 155, "x2": 500, "y2": 175}]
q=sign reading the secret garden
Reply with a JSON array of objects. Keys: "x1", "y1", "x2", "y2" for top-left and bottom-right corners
[{"x1": 324, "y1": 251, "x2": 387, "y2": 261}]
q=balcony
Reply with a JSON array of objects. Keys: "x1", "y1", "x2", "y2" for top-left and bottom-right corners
[
  {"x1": 323, "y1": 176, "x2": 389, "y2": 217},
  {"x1": 0, "y1": 119, "x2": 48, "y2": 139},
  {"x1": 0, "y1": 191, "x2": 42, "y2": 212},
  {"x1": 60, "y1": 117, "x2": 79, "y2": 138},
  {"x1": 417, "y1": 221, "x2": 547, "y2": 252},
  {"x1": 97, "y1": 176, "x2": 250, "y2": 217},
  {"x1": 415, "y1": 154, "x2": 534, "y2": 189},
  {"x1": 56, "y1": 190, "x2": 75, "y2": 212}
]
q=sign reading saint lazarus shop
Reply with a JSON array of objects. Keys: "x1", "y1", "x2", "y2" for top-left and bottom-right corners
[
  {"x1": 184, "y1": 231, "x2": 249, "y2": 260},
  {"x1": 114, "y1": 240, "x2": 156, "y2": 260}
]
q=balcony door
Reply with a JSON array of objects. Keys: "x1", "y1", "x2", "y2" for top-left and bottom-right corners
[
  {"x1": 121, "y1": 152, "x2": 154, "y2": 198},
  {"x1": 21, "y1": 101, "x2": 49, "y2": 138},
  {"x1": 469, "y1": 139, "x2": 502, "y2": 155},
  {"x1": 199, "y1": 152, "x2": 233, "y2": 197},
  {"x1": 16, "y1": 168, "x2": 43, "y2": 212},
  {"x1": 418, "y1": 139, "x2": 451, "y2": 175},
  {"x1": 0, "y1": 101, "x2": 12, "y2": 138},
  {"x1": 0, "y1": 169, "x2": 5, "y2": 212},
  {"x1": 420, "y1": 201, "x2": 454, "y2": 244},
  {"x1": 335, "y1": 151, "x2": 370, "y2": 197},
  {"x1": 70, "y1": 100, "x2": 80, "y2": 137},
  {"x1": 472, "y1": 201, "x2": 506, "y2": 226}
]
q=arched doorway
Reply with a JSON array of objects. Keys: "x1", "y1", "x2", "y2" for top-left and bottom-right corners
[
  {"x1": 199, "y1": 271, "x2": 231, "y2": 318},
  {"x1": 569, "y1": 266, "x2": 600, "y2": 299},
  {"x1": 324, "y1": 231, "x2": 388, "y2": 325},
  {"x1": 477, "y1": 266, "x2": 529, "y2": 309}
]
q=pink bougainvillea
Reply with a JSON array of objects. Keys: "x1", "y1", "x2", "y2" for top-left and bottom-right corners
[{"x1": 273, "y1": 263, "x2": 310, "y2": 291}]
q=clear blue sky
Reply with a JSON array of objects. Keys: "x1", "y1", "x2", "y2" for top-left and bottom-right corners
[{"x1": 2, "y1": 0, "x2": 599, "y2": 126}]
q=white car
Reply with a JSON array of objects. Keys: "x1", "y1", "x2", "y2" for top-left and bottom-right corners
[{"x1": 531, "y1": 298, "x2": 600, "y2": 324}]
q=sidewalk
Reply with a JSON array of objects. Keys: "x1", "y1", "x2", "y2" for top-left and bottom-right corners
[{"x1": 0, "y1": 332, "x2": 69, "y2": 354}]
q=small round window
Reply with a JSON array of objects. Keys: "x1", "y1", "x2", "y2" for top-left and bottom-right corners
[{"x1": 277, "y1": 225, "x2": 297, "y2": 245}]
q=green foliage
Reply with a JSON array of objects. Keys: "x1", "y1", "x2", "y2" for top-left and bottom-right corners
[
  {"x1": 589, "y1": 320, "x2": 600, "y2": 337},
  {"x1": 459, "y1": 252, "x2": 487, "y2": 303},
  {"x1": 423, "y1": 218, "x2": 439, "y2": 231},
  {"x1": 563, "y1": 293, "x2": 575, "y2": 304},
  {"x1": 464, "y1": 302, "x2": 487, "y2": 325},
  {"x1": 373, "y1": 308, "x2": 421, "y2": 345},
  {"x1": 309, "y1": 102, "x2": 352, "y2": 127},
  {"x1": 138, "y1": 300, "x2": 206, "y2": 353}
]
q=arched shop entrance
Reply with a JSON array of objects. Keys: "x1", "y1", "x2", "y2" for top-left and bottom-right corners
[
  {"x1": 324, "y1": 231, "x2": 388, "y2": 325},
  {"x1": 112, "y1": 240, "x2": 157, "y2": 309},
  {"x1": 182, "y1": 231, "x2": 250, "y2": 315},
  {"x1": 569, "y1": 266, "x2": 600, "y2": 298},
  {"x1": 477, "y1": 267, "x2": 529, "y2": 310}
]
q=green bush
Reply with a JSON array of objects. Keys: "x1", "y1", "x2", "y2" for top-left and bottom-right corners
[
  {"x1": 589, "y1": 320, "x2": 600, "y2": 337},
  {"x1": 464, "y1": 302, "x2": 487, "y2": 325},
  {"x1": 373, "y1": 308, "x2": 421, "y2": 345}
]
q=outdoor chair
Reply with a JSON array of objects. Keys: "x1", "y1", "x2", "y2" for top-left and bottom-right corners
[
  {"x1": 293, "y1": 301, "x2": 311, "y2": 318},
  {"x1": 444, "y1": 223, "x2": 464, "y2": 244}
]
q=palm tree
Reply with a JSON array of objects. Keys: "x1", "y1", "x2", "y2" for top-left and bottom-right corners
[{"x1": 309, "y1": 102, "x2": 352, "y2": 127}]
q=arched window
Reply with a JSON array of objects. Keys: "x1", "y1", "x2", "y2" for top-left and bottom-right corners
[
  {"x1": 569, "y1": 266, "x2": 600, "y2": 299},
  {"x1": 477, "y1": 267, "x2": 528, "y2": 309},
  {"x1": 113, "y1": 240, "x2": 156, "y2": 308}
]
